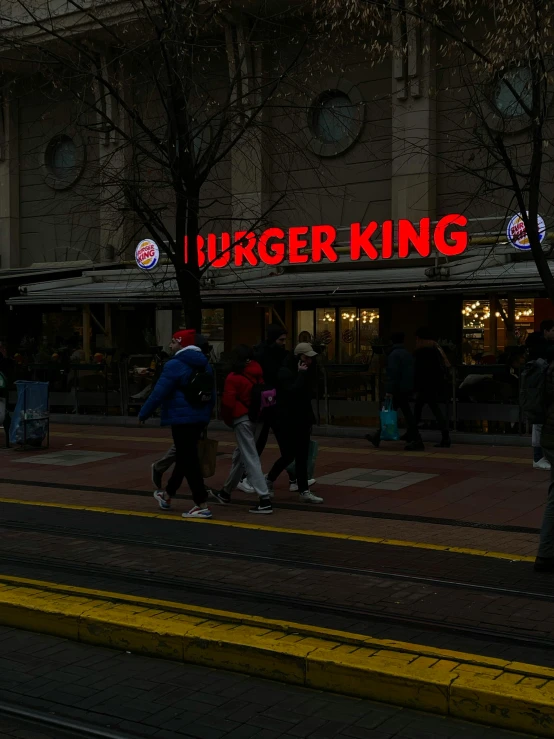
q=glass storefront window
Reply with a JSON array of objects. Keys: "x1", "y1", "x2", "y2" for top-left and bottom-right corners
[
  {"x1": 339, "y1": 307, "x2": 357, "y2": 362},
  {"x1": 295, "y1": 307, "x2": 379, "y2": 363},
  {"x1": 462, "y1": 298, "x2": 535, "y2": 363},
  {"x1": 172, "y1": 308, "x2": 225, "y2": 342},
  {"x1": 359, "y1": 309, "x2": 379, "y2": 360},
  {"x1": 316, "y1": 308, "x2": 336, "y2": 361},
  {"x1": 296, "y1": 310, "x2": 315, "y2": 340}
]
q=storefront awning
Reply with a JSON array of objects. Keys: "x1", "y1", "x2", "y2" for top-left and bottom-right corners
[{"x1": 6, "y1": 258, "x2": 554, "y2": 305}]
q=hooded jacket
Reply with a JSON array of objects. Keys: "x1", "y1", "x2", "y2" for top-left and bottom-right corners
[
  {"x1": 221, "y1": 360, "x2": 264, "y2": 426},
  {"x1": 385, "y1": 343, "x2": 414, "y2": 395},
  {"x1": 139, "y1": 347, "x2": 214, "y2": 426}
]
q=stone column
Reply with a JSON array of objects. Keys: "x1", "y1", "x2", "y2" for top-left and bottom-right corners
[
  {"x1": 225, "y1": 19, "x2": 268, "y2": 234},
  {"x1": 95, "y1": 51, "x2": 130, "y2": 262},
  {"x1": 0, "y1": 92, "x2": 19, "y2": 269},
  {"x1": 391, "y1": 6, "x2": 436, "y2": 222}
]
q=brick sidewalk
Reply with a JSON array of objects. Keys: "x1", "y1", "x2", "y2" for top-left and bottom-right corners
[
  {"x1": 0, "y1": 422, "x2": 547, "y2": 556},
  {"x1": 0, "y1": 627, "x2": 537, "y2": 739}
]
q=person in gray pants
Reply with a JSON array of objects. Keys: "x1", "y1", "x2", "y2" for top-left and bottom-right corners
[
  {"x1": 151, "y1": 445, "x2": 176, "y2": 489},
  {"x1": 210, "y1": 345, "x2": 273, "y2": 514}
]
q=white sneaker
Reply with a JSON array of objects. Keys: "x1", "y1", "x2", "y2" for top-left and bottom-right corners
[
  {"x1": 299, "y1": 490, "x2": 323, "y2": 504},
  {"x1": 238, "y1": 479, "x2": 255, "y2": 494},
  {"x1": 534, "y1": 458, "x2": 552, "y2": 470},
  {"x1": 289, "y1": 479, "x2": 316, "y2": 492},
  {"x1": 181, "y1": 505, "x2": 213, "y2": 519}
]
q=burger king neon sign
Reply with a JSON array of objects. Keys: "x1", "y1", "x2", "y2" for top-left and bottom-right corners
[
  {"x1": 184, "y1": 215, "x2": 468, "y2": 268},
  {"x1": 135, "y1": 239, "x2": 160, "y2": 271}
]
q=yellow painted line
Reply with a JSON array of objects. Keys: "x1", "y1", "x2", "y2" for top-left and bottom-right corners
[
  {"x1": 50, "y1": 430, "x2": 531, "y2": 465},
  {"x1": 0, "y1": 575, "x2": 552, "y2": 735},
  {"x1": 0, "y1": 495, "x2": 535, "y2": 563}
]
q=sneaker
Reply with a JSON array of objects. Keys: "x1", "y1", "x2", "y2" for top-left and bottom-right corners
[
  {"x1": 210, "y1": 489, "x2": 231, "y2": 505},
  {"x1": 237, "y1": 478, "x2": 255, "y2": 494},
  {"x1": 151, "y1": 464, "x2": 163, "y2": 490},
  {"x1": 534, "y1": 458, "x2": 551, "y2": 470},
  {"x1": 289, "y1": 479, "x2": 316, "y2": 492},
  {"x1": 182, "y1": 506, "x2": 212, "y2": 519},
  {"x1": 299, "y1": 490, "x2": 323, "y2": 504},
  {"x1": 265, "y1": 476, "x2": 274, "y2": 494},
  {"x1": 404, "y1": 440, "x2": 425, "y2": 452},
  {"x1": 153, "y1": 490, "x2": 171, "y2": 510},
  {"x1": 249, "y1": 498, "x2": 273, "y2": 514}
]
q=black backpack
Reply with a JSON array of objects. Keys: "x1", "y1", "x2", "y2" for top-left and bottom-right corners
[
  {"x1": 183, "y1": 368, "x2": 213, "y2": 407},
  {"x1": 520, "y1": 359, "x2": 548, "y2": 423}
]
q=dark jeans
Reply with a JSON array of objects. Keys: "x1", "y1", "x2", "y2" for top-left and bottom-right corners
[
  {"x1": 267, "y1": 421, "x2": 311, "y2": 493},
  {"x1": 166, "y1": 423, "x2": 207, "y2": 506},
  {"x1": 414, "y1": 393, "x2": 448, "y2": 435},
  {"x1": 376, "y1": 392, "x2": 420, "y2": 442}
]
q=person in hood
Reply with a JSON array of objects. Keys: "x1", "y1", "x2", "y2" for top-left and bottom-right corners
[
  {"x1": 151, "y1": 333, "x2": 213, "y2": 490},
  {"x1": 211, "y1": 345, "x2": 273, "y2": 514},
  {"x1": 413, "y1": 327, "x2": 451, "y2": 448},
  {"x1": 367, "y1": 332, "x2": 423, "y2": 451},
  {"x1": 139, "y1": 329, "x2": 214, "y2": 519},
  {"x1": 237, "y1": 324, "x2": 289, "y2": 494},
  {"x1": 265, "y1": 342, "x2": 323, "y2": 504}
]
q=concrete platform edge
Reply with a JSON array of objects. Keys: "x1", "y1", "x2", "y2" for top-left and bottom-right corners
[
  {"x1": 0, "y1": 576, "x2": 552, "y2": 737},
  {"x1": 47, "y1": 415, "x2": 531, "y2": 447}
]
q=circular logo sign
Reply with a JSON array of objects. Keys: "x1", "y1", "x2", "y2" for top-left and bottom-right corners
[
  {"x1": 507, "y1": 212, "x2": 546, "y2": 251},
  {"x1": 135, "y1": 239, "x2": 160, "y2": 270}
]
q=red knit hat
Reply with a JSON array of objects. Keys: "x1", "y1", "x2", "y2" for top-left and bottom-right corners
[{"x1": 172, "y1": 329, "x2": 196, "y2": 348}]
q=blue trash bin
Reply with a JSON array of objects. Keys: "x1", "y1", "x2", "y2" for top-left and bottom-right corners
[{"x1": 9, "y1": 380, "x2": 49, "y2": 447}]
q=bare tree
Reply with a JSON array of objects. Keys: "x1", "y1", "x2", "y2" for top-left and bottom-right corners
[
  {"x1": 0, "y1": 0, "x2": 320, "y2": 328},
  {"x1": 315, "y1": 0, "x2": 554, "y2": 304}
]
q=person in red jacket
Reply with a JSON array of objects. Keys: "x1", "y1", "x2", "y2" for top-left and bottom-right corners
[{"x1": 211, "y1": 345, "x2": 273, "y2": 514}]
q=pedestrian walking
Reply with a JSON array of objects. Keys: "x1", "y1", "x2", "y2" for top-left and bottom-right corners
[
  {"x1": 265, "y1": 342, "x2": 323, "y2": 503},
  {"x1": 150, "y1": 334, "x2": 213, "y2": 489},
  {"x1": 366, "y1": 332, "x2": 424, "y2": 451},
  {"x1": 210, "y1": 345, "x2": 273, "y2": 514},
  {"x1": 526, "y1": 322, "x2": 554, "y2": 470},
  {"x1": 413, "y1": 327, "x2": 451, "y2": 448},
  {"x1": 533, "y1": 347, "x2": 554, "y2": 572},
  {"x1": 139, "y1": 329, "x2": 215, "y2": 519}
]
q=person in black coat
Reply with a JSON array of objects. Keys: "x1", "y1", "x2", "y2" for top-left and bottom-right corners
[
  {"x1": 251, "y1": 324, "x2": 289, "y2": 455},
  {"x1": 413, "y1": 327, "x2": 451, "y2": 448},
  {"x1": 265, "y1": 342, "x2": 323, "y2": 504}
]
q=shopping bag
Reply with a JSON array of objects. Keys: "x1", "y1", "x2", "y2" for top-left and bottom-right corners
[
  {"x1": 198, "y1": 436, "x2": 218, "y2": 478},
  {"x1": 380, "y1": 399, "x2": 399, "y2": 441},
  {"x1": 286, "y1": 439, "x2": 319, "y2": 480}
]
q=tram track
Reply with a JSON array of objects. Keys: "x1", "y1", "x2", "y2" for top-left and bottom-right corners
[
  {"x1": 0, "y1": 548, "x2": 553, "y2": 651},
  {"x1": 0, "y1": 517, "x2": 547, "y2": 600},
  {"x1": 0, "y1": 700, "x2": 140, "y2": 739},
  {"x1": 0, "y1": 519, "x2": 553, "y2": 652}
]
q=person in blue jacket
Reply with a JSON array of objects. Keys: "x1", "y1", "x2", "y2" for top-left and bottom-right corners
[{"x1": 139, "y1": 329, "x2": 215, "y2": 518}]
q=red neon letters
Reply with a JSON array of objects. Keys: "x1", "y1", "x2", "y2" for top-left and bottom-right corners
[{"x1": 185, "y1": 215, "x2": 468, "y2": 268}]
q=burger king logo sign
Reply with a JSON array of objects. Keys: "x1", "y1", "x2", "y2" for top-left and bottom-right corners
[
  {"x1": 507, "y1": 212, "x2": 546, "y2": 251},
  {"x1": 135, "y1": 239, "x2": 160, "y2": 271}
]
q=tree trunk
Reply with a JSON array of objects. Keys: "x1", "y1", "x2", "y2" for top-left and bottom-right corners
[{"x1": 175, "y1": 190, "x2": 203, "y2": 331}]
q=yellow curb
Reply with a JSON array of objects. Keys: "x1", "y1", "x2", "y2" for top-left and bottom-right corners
[
  {"x1": 0, "y1": 575, "x2": 553, "y2": 735},
  {"x1": 0, "y1": 496, "x2": 535, "y2": 563}
]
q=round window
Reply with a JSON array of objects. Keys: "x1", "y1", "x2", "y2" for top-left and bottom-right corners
[
  {"x1": 44, "y1": 134, "x2": 83, "y2": 188},
  {"x1": 308, "y1": 86, "x2": 364, "y2": 157},
  {"x1": 494, "y1": 67, "x2": 532, "y2": 118},
  {"x1": 313, "y1": 91, "x2": 357, "y2": 143}
]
